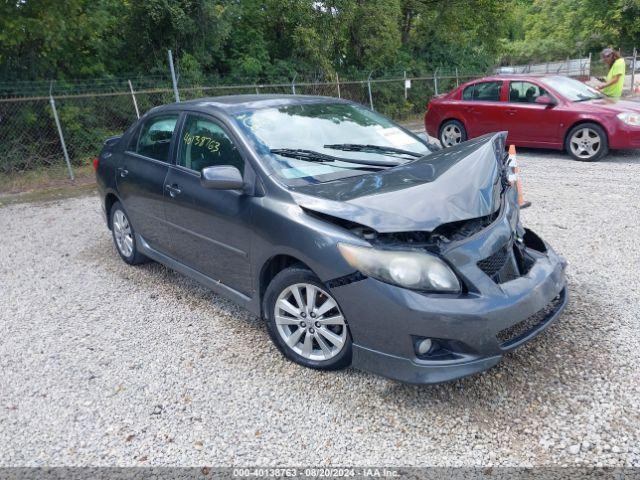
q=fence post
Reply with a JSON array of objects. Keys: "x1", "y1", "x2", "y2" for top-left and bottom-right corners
[
  {"x1": 168, "y1": 49, "x2": 180, "y2": 102},
  {"x1": 588, "y1": 52, "x2": 592, "y2": 78},
  {"x1": 49, "y1": 86, "x2": 74, "y2": 181},
  {"x1": 434, "y1": 68, "x2": 439, "y2": 96},
  {"x1": 255, "y1": 85, "x2": 260, "y2": 95},
  {"x1": 367, "y1": 71, "x2": 374, "y2": 110},
  {"x1": 404, "y1": 70, "x2": 408, "y2": 100},
  {"x1": 336, "y1": 73, "x2": 341, "y2": 98},
  {"x1": 128, "y1": 80, "x2": 140, "y2": 119},
  {"x1": 455, "y1": 67, "x2": 459, "y2": 87},
  {"x1": 631, "y1": 48, "x2": 637, "y2": 94},
  {"x1": 291, "y1": 73, "x2": 297, "y2": 95}
]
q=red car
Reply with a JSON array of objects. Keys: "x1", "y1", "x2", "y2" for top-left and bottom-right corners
[{"x1": 425, "y1": 74, "x2": 640, "y2": 161}]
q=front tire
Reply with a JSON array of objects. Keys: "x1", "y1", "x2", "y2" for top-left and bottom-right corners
[
  {"x1": 565, "y1": 123, "x2": 608, "y2": 162},
  {"x1": 439, "y1": 119, "x2": 467, "y2": 148},
  {"x1": 110, "y1": 201, "x2": 147, "y2": 265},
  {"x1": 264, "y1": 266, "x2": 352, "y2": 370}
]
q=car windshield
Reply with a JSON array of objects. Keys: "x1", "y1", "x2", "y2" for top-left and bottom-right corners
[
  {"x1": 542, "y1": 76, "x2": 604, "y2": 102},
  {"x1": 233, "y1": 102, "x2": 430, "y2": 185}
]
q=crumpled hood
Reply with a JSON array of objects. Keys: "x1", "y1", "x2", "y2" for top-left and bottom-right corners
[{"x1": 290, "y1": 132, "x2": 507, "y2": 233}]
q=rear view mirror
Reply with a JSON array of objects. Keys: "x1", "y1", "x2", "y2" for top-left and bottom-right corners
[
  {"x1": 201, "y1": 165, "x2": 244, "y2": 190},
  {"x1": 535, "y1": 95, "x2": 556, "y2": 107}
]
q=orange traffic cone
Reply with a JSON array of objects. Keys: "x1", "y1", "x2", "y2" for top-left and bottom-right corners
[{"x1": 508, "y1": 145, "x2": 531, "y2": 209}]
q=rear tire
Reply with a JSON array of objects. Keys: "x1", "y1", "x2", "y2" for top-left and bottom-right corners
[
  {"x1": 263, "y1": 266, "x2": 352, "y2": 371},
  {"x1": 565, "y1": 123, "x2": 608, "y2": 162},
  {"x1": 110, "y1": 201, "x2": 147, "y2": 265},
  {"x1": 439, "y1": 119, "x2": 467, "y2": 148}
]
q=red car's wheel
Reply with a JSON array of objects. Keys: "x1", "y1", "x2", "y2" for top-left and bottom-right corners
[
  {"x1": 439, "y1": 120, "x2": 467, "y2": 148},
  {"x1": 565, "y1": 123, "x2": 608, "y2": 162}
]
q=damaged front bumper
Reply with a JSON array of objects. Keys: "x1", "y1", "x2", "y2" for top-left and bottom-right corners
[{"x1": 329, "y1": 190, "x2": 568, "y2": 384}]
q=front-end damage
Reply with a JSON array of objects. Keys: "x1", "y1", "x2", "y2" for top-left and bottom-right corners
[{"x1": 289, "y1": 132, "x2": 568, "y2": 383}]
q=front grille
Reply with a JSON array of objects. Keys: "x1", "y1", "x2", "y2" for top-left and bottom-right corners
[
  {"x1": 477, "y1": 243, "x2": 520, "y2": 283},
  {"x1": 497, "y1": 290, "x2": 566, "y2": 348},
  {"x1": 477, "y1": 245, "x2": 509, "y2": 277}
]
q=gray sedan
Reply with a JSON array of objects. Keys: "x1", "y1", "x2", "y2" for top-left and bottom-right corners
[{"x1": 95, "y1": 95, "x2": 567, "y2": 384}]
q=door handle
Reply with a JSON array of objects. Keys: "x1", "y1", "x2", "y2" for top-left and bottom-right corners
[
  {"x1": 117, "y1": 167, "x2": 129, "y2": 178},
  {"x1": 165, "y1": 184, "x2": 182, "y2": 197},
  {"x1": 506, "y1": 109, "x2": 517, "y2": 116}
]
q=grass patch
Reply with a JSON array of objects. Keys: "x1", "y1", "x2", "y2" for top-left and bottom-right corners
[
  {"x1": 0, "y1": 183, "x2": 97, "y2": 207},
  {"x1": 0, "y1": 161, "x2": 97, "y2": 207},
  {"x1": 0, "y1": 162, "x2": 95, "y2": 195}
]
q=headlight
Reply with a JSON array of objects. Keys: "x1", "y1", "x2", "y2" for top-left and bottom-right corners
[
  {"x1": 617, "y1": 112, "x2": 640, "y2": 126},
  {"x1": 338, "y1": 243, "x2": 461, "y2": 292}
]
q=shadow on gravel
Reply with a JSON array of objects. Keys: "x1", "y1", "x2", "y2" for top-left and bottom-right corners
[
  {"x1": 376, "y1": 280, "x2": 619, "y2": 406},
  {"x1": 80, "y1": 235, "x2": 621, "y2": 424},
  {"x1": 79, "y1": 235, "x2": 261, "y2": 327}
]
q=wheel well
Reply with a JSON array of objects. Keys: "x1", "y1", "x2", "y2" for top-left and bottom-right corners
[
  {"x1": 105, "y1": 193, "x2": 119, "y2": 229},
  {"x1": 259, "y1": 255, "x2": 310, "y2": 309},
  {"x1": 563, "y1": 120, "x2": 609, "y2": 147}
]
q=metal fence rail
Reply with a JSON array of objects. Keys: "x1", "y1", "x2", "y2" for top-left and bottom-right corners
[
  {"x1": 0, "y1": 70, "x2": 483, "y2": 186},
  {"x1": 494, "y1": 56, "x2": 592, "y2": 78}
]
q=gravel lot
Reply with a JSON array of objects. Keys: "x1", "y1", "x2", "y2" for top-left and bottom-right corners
[{"x1": 1, "y1": 146, "x2": 639, "y2": 467}]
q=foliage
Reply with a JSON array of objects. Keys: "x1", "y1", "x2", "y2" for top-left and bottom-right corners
[
  {"x1": 499, "y1": 0, "x2": 640, "y2": 64},
  {"x1": 1, "y1": 0, "x2": 638, "y2": 177}
]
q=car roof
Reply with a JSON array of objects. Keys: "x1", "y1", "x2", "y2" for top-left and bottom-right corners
[{"x1": 148, "y1": 94, "x2": 351, "y2": 116}]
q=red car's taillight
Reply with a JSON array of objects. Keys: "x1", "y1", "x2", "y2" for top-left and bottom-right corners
[{"x1": 93, "y1": 157, "x2": 99, "y2": 171}]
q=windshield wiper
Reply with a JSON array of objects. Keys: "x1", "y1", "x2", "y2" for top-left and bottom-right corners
[
  {"x1": 269, "y1": 148, "x2": 401, "y2": 168},
  {"x1": 323, "y1": 143, "x2": 424, "y2": 158}
]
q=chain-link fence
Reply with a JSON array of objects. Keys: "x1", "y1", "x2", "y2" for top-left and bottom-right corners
[{"x1": 0, "y1": 69, "x2": 484, "y2": 188}]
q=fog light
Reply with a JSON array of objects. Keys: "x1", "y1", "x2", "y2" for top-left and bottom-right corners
[{"x1": 416, "y1": 338, "x2": 433, "y2": 355}]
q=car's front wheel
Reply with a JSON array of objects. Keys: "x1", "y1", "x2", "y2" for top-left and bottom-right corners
[
  {"x1": 565, "y1": 123, "x2": 608, "y2": 161},
  {"x1": 264, "y1": 266, "x2": 352, "y2": 370},
  {"x1": 439, "y1": 119, "x2": 467, "y2": 148},
  {"x1": 110, "y1": 201, "x2": 147, "y2": 265}
]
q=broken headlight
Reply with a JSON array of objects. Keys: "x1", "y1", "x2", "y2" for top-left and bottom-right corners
[{"x1": 337, "y1": 243, "x2": 461, "y2": 292}]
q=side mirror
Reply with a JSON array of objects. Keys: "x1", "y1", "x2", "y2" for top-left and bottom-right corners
[
  {"x1": 535, "y1": 95, "x2": 557, "y2": 107},
  {"x1": 200, "y1": 165, "x2": 244, "y2": 190}
]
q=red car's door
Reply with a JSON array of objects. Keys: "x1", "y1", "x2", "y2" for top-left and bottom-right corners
[
  {"x1": 503, "y1": 80, "x2": 560, "y2": 147},
  {"x1": 460, "y1": 80, "x2": 506, "y2": 137}
]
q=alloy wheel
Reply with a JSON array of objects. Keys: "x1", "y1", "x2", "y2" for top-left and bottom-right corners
[
  {"x1": 441, "y1": 124, "x2": 462, "y2": 147},
  {"x1": 113, "y1": 209, "x2": 134, "y2": 257},
  {"x1": 569, "y1": 127, "x2": 601, "y2": 160},
  {"x1": 274, "y1": 283, "x2": 347, "y2": 361}
]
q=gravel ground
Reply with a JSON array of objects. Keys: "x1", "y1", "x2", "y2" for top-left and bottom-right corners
[{"x1": 1, "y1": 146, "x2": 639, "y2": 468}]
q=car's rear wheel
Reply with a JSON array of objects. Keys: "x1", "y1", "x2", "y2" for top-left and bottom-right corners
[
  {"x1": 110, "y1": 201, "x2": 147, "y2": 265},
  {"x1": 439, "y1": 120, "x2": 467, "y2": 148},
  {"x1": 264, "y1": 266, "x2": 352, "y2": 370},
  {"x1": 565, "y1": 123, "x2": 608, "y2": 162}
]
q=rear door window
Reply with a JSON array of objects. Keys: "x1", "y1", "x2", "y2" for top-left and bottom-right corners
[
  {"x1": 135, "y1": 114, "x2": 179, "y2": 162},
  {"x1": 462, "y1": 81, "x2": 503, "y2": 101}
]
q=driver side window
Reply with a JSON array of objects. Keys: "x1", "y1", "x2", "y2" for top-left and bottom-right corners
[
  {"x1": 509, "y1": 81, "x2": 548, "y2": 103},
  {"x1": 178, "y1": 115, "x2": 244, "y2": 174}
]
